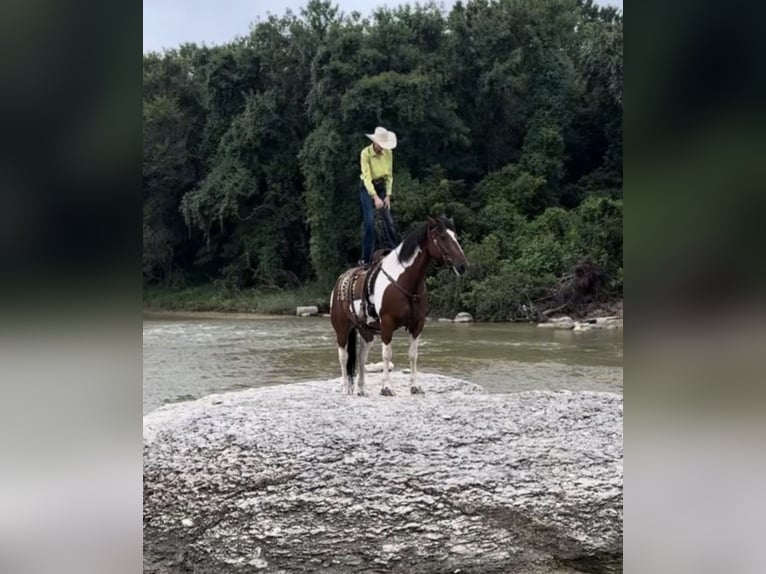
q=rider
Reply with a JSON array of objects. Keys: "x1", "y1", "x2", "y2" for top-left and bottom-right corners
[{"x1": 358, "y1": 126, "x2": 400, "y2": 268}]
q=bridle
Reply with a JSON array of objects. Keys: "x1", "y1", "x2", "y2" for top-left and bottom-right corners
[
  {"x1": 427, "y1": 225, "x2": 458, "y2": 270},
  {"x1": 379, "y1": 226, "x2": 443, "y2": 303},
  {"x1": 376, "y1": 224, "x2": 461, "y2": 304}
]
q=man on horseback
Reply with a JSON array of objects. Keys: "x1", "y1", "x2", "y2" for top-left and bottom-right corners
[{"x1": 358, "y1": 126, "x2": 400, "y2": 268}]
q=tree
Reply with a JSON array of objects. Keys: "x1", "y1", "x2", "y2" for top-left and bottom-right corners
[{"x1": 143, "y1": 0, "x2": 623, "y2": 317}]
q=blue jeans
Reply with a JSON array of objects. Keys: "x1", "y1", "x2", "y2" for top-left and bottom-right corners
[{"x1": 359, "y1": 181, "x2": 399, "y2": 264}]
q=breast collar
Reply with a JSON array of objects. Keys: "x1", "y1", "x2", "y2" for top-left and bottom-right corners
[{"x1": 377, "y1": 254, "x2": 425, "y2": 303}]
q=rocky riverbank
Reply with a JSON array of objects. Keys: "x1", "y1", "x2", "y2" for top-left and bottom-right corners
[
  {"x1": 538, "y1": 300, "x2": 624, "y2": 331},
  {"x1": 144, "y1": 373, "x2": 623, "y2": 573}
]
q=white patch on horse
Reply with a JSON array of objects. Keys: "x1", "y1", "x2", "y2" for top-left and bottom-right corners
[
  {"x1": 352, "y1": 299, "x2": 363, "y2": 317},
  {"x1": 372, "y1": 245, "x2": 419, "y2": 315},
  {"x1": 446, "y1": 229, "x2": 464, "y2": 255},
  {"x1": 338, "y1": 345, "x2": 352, "y2": 394},
  {"x1": 408, "y1": 333, "x2": 420, "y2": 389},
  {"x1": 329, "y1": 288, "x2": 335, "y2": 313},
  {"x1": 381, "y1": 341, "x2": 394, "y2": 391},
  {"x1": 357, "y1": 337, "x2": 372, "y2": 395}
]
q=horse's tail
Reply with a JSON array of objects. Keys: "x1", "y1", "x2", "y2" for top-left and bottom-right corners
[{"x1": 347, "y1": 328, "x2": 357, "y2": 379}]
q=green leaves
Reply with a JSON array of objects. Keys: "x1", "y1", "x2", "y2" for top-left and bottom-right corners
[
  {"x1": 476, "y1": 164, "x2": 547, "y2": 221},
  {"x1": 300, "y1": 121, "x2": 352, "y2": 286},
  {"x1": 180, "y1": 156, "x2": 254, "y2": 235},
  {"x1": 143, "y1": 0, "x2": 623, "y2": 308}
]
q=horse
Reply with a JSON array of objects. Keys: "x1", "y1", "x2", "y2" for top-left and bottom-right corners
[{"x1": 329, "y1": 216, "x2": 468, "y2": 396}]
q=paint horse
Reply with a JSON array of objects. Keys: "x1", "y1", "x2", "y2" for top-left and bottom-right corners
[{"x1": 330, "y1": 216, "x2": 467, "y2": 396}]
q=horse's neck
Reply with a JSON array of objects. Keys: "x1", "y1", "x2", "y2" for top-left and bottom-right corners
[{"x1": 385, "y1": 242, "x2": 430, "y2": 292}]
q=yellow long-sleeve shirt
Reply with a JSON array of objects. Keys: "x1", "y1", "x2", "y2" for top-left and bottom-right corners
[{"x1": 360, "y1": 144, "x2": 393, "y2": 198}]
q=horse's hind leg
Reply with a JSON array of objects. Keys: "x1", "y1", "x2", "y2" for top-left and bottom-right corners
[
  {"x1": 337, "y1": 345, "x2": 352, "y2": 394},
  {"x1": 335, "y1": 328, "x2": 355, "y2": 395},
  {"x1": 331, "y1": 283, "x2": 356, "y2": 395},
  {"x1": 356, "y1": 335, "x2": 373, "y2": 396}
]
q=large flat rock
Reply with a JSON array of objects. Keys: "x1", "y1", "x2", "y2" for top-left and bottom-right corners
[{"x1": 144, "y1": 373, "x2": 622, "y2": 573}]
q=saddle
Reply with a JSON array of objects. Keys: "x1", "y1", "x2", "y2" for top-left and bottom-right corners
[
  {"x1": 371, "y1": 248, "x2": 390, "y2": 266},
  {"x1": 337, "y1": 259, "x2": 385, "y2": 339},
  {"x1": 362, "y1": 249, "x2": 392, "y2": 318}
]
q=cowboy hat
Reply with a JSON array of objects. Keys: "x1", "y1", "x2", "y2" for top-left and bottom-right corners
[{"x1": 365, "y1": 126, "x2": 397, "y2": 150}]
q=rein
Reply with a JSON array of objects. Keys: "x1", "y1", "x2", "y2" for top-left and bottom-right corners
[
  {"x1": 379, "y1": 266, "x2": 425, "y2": 302},
  {"x1": 370, "y1": 225, "x2": 454, "y2": 305},
  {"x1": 377, "y1": 225, "x2": 443, "y2": 303}
]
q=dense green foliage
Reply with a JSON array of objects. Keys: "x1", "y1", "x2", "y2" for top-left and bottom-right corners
[{"x1": 143, "y1": 0, "x2": 622, "y2": 320}]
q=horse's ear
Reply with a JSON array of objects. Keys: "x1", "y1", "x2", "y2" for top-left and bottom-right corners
[{"x1": 426, "y1": 216, "x2": 437, "y2": 225}]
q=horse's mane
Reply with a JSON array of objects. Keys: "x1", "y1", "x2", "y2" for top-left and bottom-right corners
[{"x1": 399, "y1": 216, "x2": 455, "y2": 262}]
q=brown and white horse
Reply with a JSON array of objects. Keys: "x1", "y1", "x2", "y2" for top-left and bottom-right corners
[{"x1": 330, "y1": 216, "x2": 467, "y2": 396}]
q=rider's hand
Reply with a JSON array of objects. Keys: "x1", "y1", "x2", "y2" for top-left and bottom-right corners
[
  {"x1": 384, "y1": 196, "x2": 391, "y2": 209},
  {"x1": 373, "y1": 195, "x2": 384, "y2": 209}
]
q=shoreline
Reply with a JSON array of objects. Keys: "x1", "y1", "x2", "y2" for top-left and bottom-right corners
[
  {"x1": 143, "y1": 309, "x2": 295, "y2": 321},
  {"x1": 144, "y1": 284, "x2": 622, "y2": 323},
  {"x1": 143, "y1": 308, "x2": 623, "y2": 325}
]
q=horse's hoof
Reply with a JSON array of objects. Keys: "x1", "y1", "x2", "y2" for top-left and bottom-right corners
[
  {"x1": 357, "y1": 390, "x2": 368, "y2": 397},
  {"x1": 411, "y1": 386, "x2": 424, "y2": 395},
  {"x1": 381, "y1": 387, "x2": 394, "y2": 396}
]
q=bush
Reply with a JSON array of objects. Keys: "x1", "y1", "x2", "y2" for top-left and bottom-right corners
[
  {"x1": 425, "y1": 194, "x2": 622, "y2": 319},
  {"x1": 458, "y1": 265, "x2": 552, "y2": 322}
]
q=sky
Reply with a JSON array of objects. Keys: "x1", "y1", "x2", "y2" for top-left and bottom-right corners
[{"x1": 143, "y1": 0, "x2": 623, "y2": 53}]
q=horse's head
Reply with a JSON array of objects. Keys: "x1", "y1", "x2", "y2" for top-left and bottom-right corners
[{"x1": 425, "y1": 216, "x2": 468, "y2": 276}]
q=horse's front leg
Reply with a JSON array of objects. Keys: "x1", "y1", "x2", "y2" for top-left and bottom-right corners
[
  {"x1": 408, "y1": 333, "x2": 423, "y2": 394},
  {"x1": 380, "y1": 320, "x2": 395, "y2": 396}
]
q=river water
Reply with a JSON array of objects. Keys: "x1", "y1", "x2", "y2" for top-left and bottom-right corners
[{"x1": 143, "y1": 314, "x2": 622, "y2": 414}]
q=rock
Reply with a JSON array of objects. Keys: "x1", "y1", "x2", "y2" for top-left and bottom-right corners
[
  {"x1": 365, "y1": 361, "x2": 394, "y2": 372},
  {"x1": 248, "y1": 547, "x2": 268, "y2": 569},
  {"x1": 144, "y1": 374, "x2": 623, "y2": 574},
  {"x1": 454, "y1": 312, "x2": 473, "y2": 323},
  {"x1": 550, "y1": 316, "x2": 575, "y2": 329},
  {"x1": 537, "y1": 320, "x2": 574, "y2": 330},
  {"x1": 573, "y1": 319, "x2": 623, "y2": 332},
  {"x1": 573, "y1": 317, "x2": 623, "y2": 332},
  {"x1": 575, "y1": 322, "x2": 600, "y2": 331},
  {"x1": 296, "y1": 305, "x2": 318, "y2": 316}
]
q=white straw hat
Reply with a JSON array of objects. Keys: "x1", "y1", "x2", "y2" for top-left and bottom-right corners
[{"x1": 365, "y1": 126, "x2": 397, "y2": 150}]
